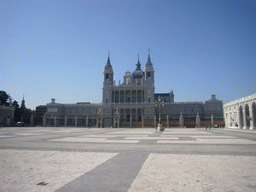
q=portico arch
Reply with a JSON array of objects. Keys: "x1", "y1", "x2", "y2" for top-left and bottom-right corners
[{"x1": 244, "y1": 104, "x2": 250, "y2": 129}]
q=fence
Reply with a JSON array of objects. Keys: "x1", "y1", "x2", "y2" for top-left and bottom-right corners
[{"x1": 44, "y1": 117, "x2": 224, "y2": 128}]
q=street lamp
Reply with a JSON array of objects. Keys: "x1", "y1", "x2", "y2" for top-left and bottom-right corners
[
  {"x1": 247, "y1": 116, "x2": 252, "y2": 121},
  {"x1": 155, "y1": 96, "x2": 164, "y2": 131}
]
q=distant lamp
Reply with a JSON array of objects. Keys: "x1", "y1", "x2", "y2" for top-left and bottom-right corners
[{"x1": 155, "y1": 96, "x2": 164, "y2": 124}]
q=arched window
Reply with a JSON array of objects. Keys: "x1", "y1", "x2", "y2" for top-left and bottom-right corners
[
  {"x1": 106, "y1": 74, "x2": 109, "y2": 80},
  {"x1": 148, "y1": 97, "x2": 151, "y2": 103},
  {"x1": 106, "y1": 98, "x2": 108, "y2": 103}
]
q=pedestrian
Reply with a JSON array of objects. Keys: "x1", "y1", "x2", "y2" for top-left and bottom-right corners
[{"x1": 206, "y1": 125, "x2": 208, "y2": 130}]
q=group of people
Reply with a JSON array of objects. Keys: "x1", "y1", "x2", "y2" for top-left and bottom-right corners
[{"x1": 205, "y1": 125, "x2": 224, "y2": 130}]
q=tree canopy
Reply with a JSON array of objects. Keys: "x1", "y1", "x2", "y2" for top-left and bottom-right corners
[{"x1": 0, "y1": 90, "x2": 11, "y2": 106}]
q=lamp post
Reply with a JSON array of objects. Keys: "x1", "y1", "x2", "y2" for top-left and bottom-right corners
[{"x1": 155, "y1": 96, "x2": 164, "y2": 131}]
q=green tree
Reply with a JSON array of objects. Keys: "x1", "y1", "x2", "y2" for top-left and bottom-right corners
[
  {"x1": 12, "y1": 100, "x2": 21, "y2": 123},
  {"x1": 12, "y1": 100, "x2": 19, "y2": 109},
  {"x1": 0, "y1": 91, "x2": 11, "y2": 106},
  {"x1": 23, "y1": 108, "x2": 32, "y2": 125}
]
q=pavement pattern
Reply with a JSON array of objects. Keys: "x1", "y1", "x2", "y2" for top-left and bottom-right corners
[{"x1": 0, "y1": 127, "x2": 256, "y2": 192}]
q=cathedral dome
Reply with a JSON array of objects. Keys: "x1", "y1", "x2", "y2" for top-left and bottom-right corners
[
  {"x1": 132, "y1": 55, "x2": 144, "y2": 79},
  {"x1": 132, "y1": 70, "x2": 144, "y2": 79}
]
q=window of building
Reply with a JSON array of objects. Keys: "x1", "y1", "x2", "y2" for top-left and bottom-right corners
[
  {"x1": 106, "y1": 98, "x2": 108, "y2": 103},
  {"x1": 148, "y1": 97, "x2": 151, "y2": 103},
  {"x1": 126, "y1": 78, "x2": 130, "y2": 84}
]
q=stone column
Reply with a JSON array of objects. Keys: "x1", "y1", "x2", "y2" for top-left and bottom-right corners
[
  {"x1": 243, "y1": 109, "x2": 248, "y2": 129},
  {"x1": 136, "y1": 90, "x2": 138, "y2": 104},
  {"x1": 154, "y1": 115, "x2": 156, "y2": 128},
  {"x1": 141, "y1": 90, "x2": 143, "y2": 103},
  {"x1": 100, "y1": 117, "x2": 103, "y2": 128},
  {"x1": 136, "y1": 108, "x2": 138, "y2": 122},
  {"x1": 43, "y1": 114, "x2": 46, "y2": 127},
  {"x1": 54, "y1": 115, "x2": 57, "y2": 127},
  {"x1": 250, "y1": 108, "x2": 255, "y2": 129},
  {"x1": 237, "y1": 110, "x2": 242, "y2": 129},
  {"x1": 75, "y1": 116, "x2": 77, "y2": 127},
  {"x1": 124, "y1": 91, "x2": 126, "y2": 103},
  {"x1": 179, "y1": 113, "x2": 184, "y2": 128},
  {"x1": 167, "y1": 115, "x2": 169, "y2": 128},
  {"x1": 30, "y1": 114, "x2": 34, "y2": 127},
  {"x1": 142, "y1": 115, "x2": 144, "y2": 128},
  {"x1": 211, "y1": 114, "x2": 214, "y2": 126},
  {"x1": 119, "y1": 90, "x2": 120, "y2": 104},
  {"x1": 124, "y1": 108, "x2": 126, "y2": 122},
  {"x1": 86, "y1": 116, "x2": 88, "y2": 127},
  {"x1": 130, "y1": 109, "x2": 132, "y2": 128},
  {"x1": 64, "y1": 115, "x2": 67, "y2": 127},
  {"x1": 196, "y1": 112, "x2": 201, "y2": 128}
]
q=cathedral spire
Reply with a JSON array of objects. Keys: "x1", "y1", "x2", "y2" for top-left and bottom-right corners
[
  {"x1": 136, "y1": 54, "x2": 141, "y2": 70},
  {"x1": 21, "y1": 95, "x2": 25, "y2": 109},
  {"x1": 146, "y1": 49, "x2": 152, "y2": 66},
  {"x1": 105, "y1": 52, "x2": 112, "y2": 68}
]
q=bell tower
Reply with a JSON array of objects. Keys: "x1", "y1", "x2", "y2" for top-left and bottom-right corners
[
  {"x1": 103, "y1": 53, "x2": 114, "y2": 103},
  {"x1": 144, "y1": 51, "x2": 155, "y2": 103}
]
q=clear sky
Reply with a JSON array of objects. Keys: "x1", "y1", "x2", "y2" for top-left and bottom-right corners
[{"x1": 1, "y1": 0, "x2": 256, "y2": 110}]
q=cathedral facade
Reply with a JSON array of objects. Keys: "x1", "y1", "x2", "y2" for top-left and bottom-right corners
[{"x1": 43, "y1": 53, "x2": 224, "y2": 128}]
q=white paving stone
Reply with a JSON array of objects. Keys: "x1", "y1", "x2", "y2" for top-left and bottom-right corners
[
  {"x1": 80, "y1": 135, "x2": 116, "y2": 138},
  {"x1": 191, "y1": 136, "x2": 236, "y2": 138},
  {"x1": 125, "y1": 137, "x2": 179, "y2": 140},
  {"x1": 0, "y1": 135, "x2": 12, "y2": 138},
  {"x1": 162, "y1": 131, "x2": 213, "y2": 134},
  {"x1": 50, "y1": 137, "x2": 140, "y2": 143},
  {"x1": 128, "y1": 154, "x2": 256, "y2": 192},
  {"x1": 158, "y1": 139, "x2": 256, "y2": 144},
  {"x1": 0, "y1": 149, "x2": 117, "y2": 192}
]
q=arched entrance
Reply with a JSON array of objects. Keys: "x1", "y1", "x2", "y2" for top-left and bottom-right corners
[{"x1": 245, "y1": 104, "x2": 250, "y2": 129}]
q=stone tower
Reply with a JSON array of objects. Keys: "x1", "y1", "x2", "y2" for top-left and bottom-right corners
[
  {"x1": 102, "y1": 54, "x2": 114, "y2": 103},
  {"x1": 21, "y1": 95, "x2": 26, "y2": 109},
  {"x1": 144, "y1": 52, "x2": 155, "y2": 103}
]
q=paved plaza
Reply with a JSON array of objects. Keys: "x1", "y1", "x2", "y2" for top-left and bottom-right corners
[{"x1": 0, "y1": 127, "x2": 256, "y2": 192}]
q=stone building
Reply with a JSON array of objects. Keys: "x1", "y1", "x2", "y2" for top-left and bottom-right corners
[
  {"x1": 224, "y1": 93, "x2": 256, "y2": 129},
  {"x1": 35, "y1": 105, "x2": 47, "y2": 126},
  {"x1": 43, "y1": 53, "x2": 224, "y2": 128}
]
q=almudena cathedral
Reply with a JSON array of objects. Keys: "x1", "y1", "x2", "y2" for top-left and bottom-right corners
[{"x1": 43, "y1": 53, "x2": 224, "y2": 128}]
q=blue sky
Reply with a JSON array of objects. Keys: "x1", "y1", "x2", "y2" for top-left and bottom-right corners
[{"x1": 1, "y1": 0, "x2": 255, "y2": 110}]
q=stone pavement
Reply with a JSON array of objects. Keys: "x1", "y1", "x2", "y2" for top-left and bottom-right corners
[{"x1": 0, "y1": 127, "x2": 256, "y2": 192}]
